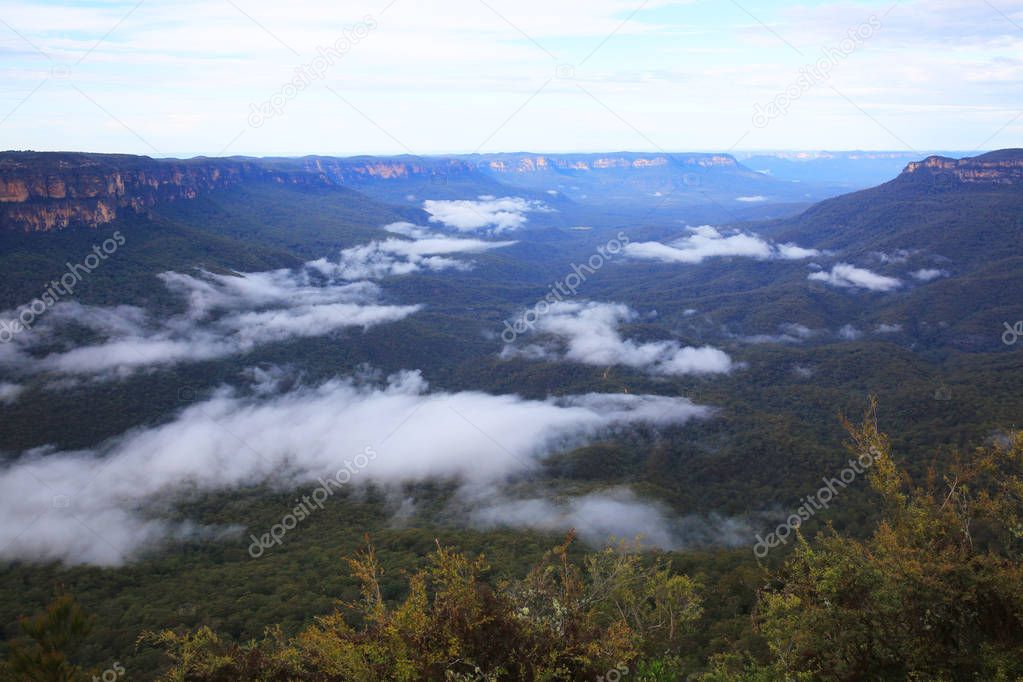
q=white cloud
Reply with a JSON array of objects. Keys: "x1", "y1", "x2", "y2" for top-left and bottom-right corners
[
  {"x1": 792, "y1": 364, "x2": 815, "y2": 378},
  {"x1": 1, "y1": 269, "x2": 420, "y2": 378},
  {"x1": 468, "y1": 487, "x2": 750, "y2": 549},
  {"x1": 0, "y1": 221, "x2": 504, "y2": 379},
  {"x1": 776, "y1": 243, "x2": 822, "y2": 260},
  {"x1": 423, "y1": 197, "x2": 550, "y2": 233},
  {"x1": 876, "y1": 323, "x2": 903, "y2": 333},
  {"x1": 808, "y1": 263, "x2": 902, "y2": 292},
  {"x1": 838, "y1": 324, "x2": 863, "y2": 340},
  {"x1": 0, "y1": 382, "x2": 23, "y2": 405},
  {"x1": 911, "y1": 268, "x2": 949, "y2": 281},
  {"x1": 503, "y1": 301, "x2": 733, "y2": 375},
  {"x1": 0, "y1": 370, "x2": 708, "y2": 565},
  {"x1": 309, "y1": 224, "x2": 516, "y2": 279},
  {"x1": 624, "y1": 226, "x2": 819, "y2": 264},
  {"x1": 872, "y1": 250, "x2": 915, "y2": 264},
  {"x1": 736, "y1": 322, "x2": 819, "y2": 344},
  {"x1": 1, "y1": 0, "x2": 1020, "y2": 154},
  {"x1": 735, "y1": 195, "x2": 767, "y2": 202}
]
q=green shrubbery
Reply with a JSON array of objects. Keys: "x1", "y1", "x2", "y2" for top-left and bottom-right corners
[{"x1": 8, "y1": 405, "x2": 1023, "y2": 681}]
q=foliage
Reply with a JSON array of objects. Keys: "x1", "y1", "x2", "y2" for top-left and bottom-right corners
[
  {"x1": 1, "y1": 592, "x2": 92, "y2": 682},
  {"x1": 753, "y1": 400, "x2": 1023, "y2": 681},
  {"x1": 138, "y1": 535, "x2": 702, "y2": 681},
  {"x1": 3, "y1": 165, "x2": 1023, "y2": 680}
]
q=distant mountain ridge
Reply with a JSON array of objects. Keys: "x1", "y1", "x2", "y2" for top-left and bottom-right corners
[
  {"x1": 769, "y1": 148, "x2": 1023, "y2": 254},
  {"x1": 3, "y1": 149, "x2": 1018, "y2": 233},
  {"x1": 0, "y1": 150, "x2": 818, "y2": 232},
  {"x1": 736, "y1": 150, "x2": 963, "y2": 189}
]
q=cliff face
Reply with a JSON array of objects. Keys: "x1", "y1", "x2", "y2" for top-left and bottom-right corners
[
  {"x1": 0, "y1": 151, "x2": 748, "y2": 232},
  {"x1": 289, "y1": 153, "x2": 736, "y2": 181},
  {"x1": 293, "y1": 156, "x2": 477, "y2": 184},
  {"x1": 0, "y1": 153, "x2": 340, "y2": 232},
  {"x1": 903, "y1": 150, "x2": 1023, "y2": 185},
  {"x1": 9, "y1": 149, "x2": 1018, "y2": 232}
]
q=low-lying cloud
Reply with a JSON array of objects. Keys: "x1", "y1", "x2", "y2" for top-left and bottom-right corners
[
  {"x1": 911, "y1": 268, "x2": 948, "y2": 282},
  {"x1": 502, "y1": 301, "x2": 733, "y2": 376},
  {"x1": 0, "y1": 382, "x2": 22, "y2": 404},
  {"x1": 808, "y1": 263, "x2": 902, "y2": 291},
  {"x1": 623, "y1": 226, "x2": 820, "y2": 264},
  {"x1": 423, "y1": 196, "x2": 551, "y2": 233},
  {"x1": 837, "y1": 324, "x2": 863, "y2": 340},
  {"x1": 469, "y1": 487, "x2": 751, "y2": 550},
  {"x1": 309, "y1": 222, "x2": 515, "y2": 279},
  {"x1": 0, "y1": 269, "x2": 420, "y2": 378},
  {"x1": 734, "y1": 322, "x2": 820, "y2": 344},
  {"x1": 0, "y1": 220, "x2": 526, "y2": 379},
  {"x1": 0, "y1": 370, "x2": 709, "y2": 565}
]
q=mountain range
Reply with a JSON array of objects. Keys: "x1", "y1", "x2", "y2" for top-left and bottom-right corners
[
  {"x1": 1, "y1": 147, "x2": 1022, "y2": 680},
  {"x1": 1, "y1": 149, "x2": 917, "y2": 233}
]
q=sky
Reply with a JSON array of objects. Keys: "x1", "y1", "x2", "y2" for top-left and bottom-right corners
[{"x1": 0, "y1": 0, "x2": 1021, "y2": 157}]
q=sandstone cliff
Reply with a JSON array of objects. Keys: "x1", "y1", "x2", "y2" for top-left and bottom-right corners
[
  {"x1": 0, "y1": 151, "x2": 747, "y2": 232},
  {"x1": 0, "y1": 153, "x2": 339, "y2": 232},
  {"x1": 903, "y1": 150, "x2": 1023, "y2": 185}
]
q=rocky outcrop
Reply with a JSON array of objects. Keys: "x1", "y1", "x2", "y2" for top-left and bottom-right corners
[
  {"x1": 0, "y1": 153, "x2": 343, "y2": 232},
  {"x1": 293, "y1": 156, "x2": 477, "y2": 184},
  {"x1": 0, "y1": 150, "x2": 753, "y2": 232},
  {"x1": 903, "y1": 150, "x2": 1023, "y2": 186}
]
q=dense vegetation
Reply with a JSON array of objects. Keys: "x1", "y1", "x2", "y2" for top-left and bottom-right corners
[
  {"x1": 4, "y1": 405, "x2": 1021, "y2": 680},
  {"x1": 2, "y1": 165, "x2": 1023, "y2": 679}
]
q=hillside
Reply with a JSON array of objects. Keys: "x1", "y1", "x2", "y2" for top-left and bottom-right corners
[{"x1": 1, "y1": 149, "x2": 1022, "y2": 680}]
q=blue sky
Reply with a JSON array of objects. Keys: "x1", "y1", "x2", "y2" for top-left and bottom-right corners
[{"x1": 0, "y1": 0, "x2": 1021, "y2": 156}]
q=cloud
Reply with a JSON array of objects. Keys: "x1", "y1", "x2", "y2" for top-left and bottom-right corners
[
  {"x1": 837, "y1": 324, "x2": 863, "y2": 340},
  {"x1": 423, "y1": 197, "x2": 551, "y2": 233},
  {"x1": 872, "y1": 249, "x2": 915, "y2": 264},
  {"x1": 735, "y1": 322, "x2": 819, "y2": 344},
  {"x1": 735, "y1": 195, "x2": 767, "y2": 202},
  {"x1": 0, "y1": 370, "x2": 708, "y2": 565},
  {"x1": 911, "y1": 268, "x2": 949, "y2": 281},
  {"x1": 0, "y1": 269, "x2": 420, "y2": 378},
  {"x1": 623, "y1": 226, "x2": 819, "y2": 264},
  {"x1": 792, "y1": 364, "x2": 814, "y2": 378},
  {"x1": 876, "y1": 323, "x2": 903, "y2": 333},
  {"x1": 775, "y1": 243, "x2": 822, "y2": 259},
  {"x1": 0, "y1": 382, "x2": 23, "y2": 405},
  {"x1": 309, "y1": 223, "x2": 516, "y2": 279},
  {"x1": 468, "y1": 487, "x2": 750, "y2": 549},
  {"x1": 502, "y1": 301, "x2": 733, "y2": 376},
  {"x1": 808, "y1": 263, "x2": 902, "y2": 291},
  {"x1": 1, "y1": 0, "x2": 1020, "y2": 154},
  {"x1": 6, "y1": 221, "x2": 524, "y2": 378}
]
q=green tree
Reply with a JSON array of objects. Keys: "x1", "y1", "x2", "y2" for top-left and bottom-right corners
[
  {"x1": 754, "y1": 400, "x2": 1023, "y2": 681},
  {"x1": 2, "y1": 593, "x2": 93, "y2": 682},
  {"x1": 144, "y1": 536, "x2": 703, "y2": 681}
]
